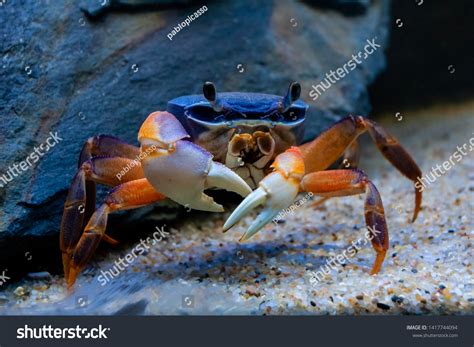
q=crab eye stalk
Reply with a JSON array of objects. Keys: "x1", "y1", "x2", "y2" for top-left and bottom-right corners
[
  {"x1": 280, "y1": 81, "x2": 301, "y2": 113},
  {"x1": 203, "y1": 81, "x2": 224, "y2": 112}
]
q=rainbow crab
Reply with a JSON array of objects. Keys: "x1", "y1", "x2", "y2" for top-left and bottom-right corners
[{"x1": 60, "y1": 82, "x2": 422, "y2": 288}]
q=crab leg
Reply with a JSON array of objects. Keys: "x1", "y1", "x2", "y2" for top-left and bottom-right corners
[
  {"x1": 61, "y1": 156, "x2": 144, "y2": 280},
  {"x1": 312, "y1": 141, "x2": 360, "y2": 208},
  {"x1": 67, "y1": 179, "x2": 165, "y2": 288},
  {"x1": 77, "y1": 135, "x2": 141, "y2": 225},
  {"x1": 339, "y1": 140, "x2": 360, "y2": 170},
  {"x1": 79, "y1": 135, "x2": 141, "y2": 165},
  {"x1": 301, "y1": 169, "x2": 389, "y2": 274},
  {"x1": 299, "y1": 115, "x2": 422, "y2": 221}
]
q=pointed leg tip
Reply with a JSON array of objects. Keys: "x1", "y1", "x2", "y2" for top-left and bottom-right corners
[
  {"x1": 369, "y1": 265, "x2": 381, "y2": 275},
  {"x1": 103, "y1": 234, "x2": 119, "y2": 245},
  {"x1": 411, "y1": 209, "x2": 420, "y2": 222},
  {"x1": 67, "y1": 266, "x2": 79, "y2": 289},
  {"x1": 370, "y1": 250, "x2": 387, "y2": 275}
]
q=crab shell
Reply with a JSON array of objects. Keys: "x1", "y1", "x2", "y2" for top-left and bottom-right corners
[
  {"x1": 139, "y1": 88, "x2": 311, "y2": 213},
  {"x1": 167, "y1": 92, "x2": 308, "y2": 164}
]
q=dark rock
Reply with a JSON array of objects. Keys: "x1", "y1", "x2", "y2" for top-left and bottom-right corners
[
  {"x1": 0, "y1": 0, "x2": 390, "y2": 260},
  {"x1": 376, "y1": 302, "x2": 390, "y2": 310},
  {"x1": 112, "y1": 299, "x2": 148, "y2": 315},
  {"x1": 303, "y1": 0, "x2": 371, "y2": 16},
  {"x1": 391, "y1": 295, "x2": 404, "y2": 304}
]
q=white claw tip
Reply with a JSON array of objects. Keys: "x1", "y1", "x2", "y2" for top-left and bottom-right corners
[{"x1": 222, "y1": 188, "x2": 267, "y2": 233}]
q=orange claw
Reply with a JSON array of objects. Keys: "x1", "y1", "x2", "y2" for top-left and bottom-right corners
[
  {"x1": 138, "y1": 111, "x2": 252, "y2": 213},
  {"x1": 223, "y1": 147, "x2": 305, "y2": 240}
]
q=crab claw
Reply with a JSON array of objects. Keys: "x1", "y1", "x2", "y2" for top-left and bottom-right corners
[
  {"x1": 223, "y1": 147, "x2": 305, "y2": 240},
  {"x1": 138, "y1": 111, "x2": 252, "y2": 212}
]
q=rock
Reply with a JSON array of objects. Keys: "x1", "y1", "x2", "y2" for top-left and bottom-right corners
[
  {"x1": 304, "y1": 0, "x2": 371, "y2": 16},
  {"x1": 13, "y1": 286, "x2": 26, "y2": 297},
  {"x1": 376, "y1": 302, "x2": 390, "y2": 310},
  {"x1": 0, "y1": 0, "x2": 390, "y2": 260},
  {"x1": 112, "y1": 299, "x2": 149, "y2": 315},
  {"x1": 391, "y1": 295, "x2": 404, "y2": 304}
]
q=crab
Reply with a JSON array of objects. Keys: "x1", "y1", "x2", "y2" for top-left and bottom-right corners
[{"x1": 60, "y1": 82, "x2": 422, "y2": 288}]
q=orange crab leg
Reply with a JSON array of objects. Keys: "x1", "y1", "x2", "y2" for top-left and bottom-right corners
[
  {"x1": 67, "y1": 178, "x2": 165, "y2": 288},
  {"x1": 339, "y1": 140, "x2": 360, "y2": 170},
  {"x1": 78, "y1": 135, "x2": 142, "y2": 224},
  {"x1": 79, "y1": 135, "x2": 141, "y2": 165},
  {"x1": 312, "y1": 141, "x2": 360, "y2": 208},
  {"x1": 301, "y1": 169, "x2": 389, "y2": 274},
  {"x1": 299, "y1": 115, "x2": 422, "y2": 221},
  {"x1": 61, "y1": 155, "x2": 144, "y2": 281}
]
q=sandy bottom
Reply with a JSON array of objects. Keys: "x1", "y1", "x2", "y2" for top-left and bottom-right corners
[{"x1": 0, "y1": 101, "x2": 473, "y2": 315}]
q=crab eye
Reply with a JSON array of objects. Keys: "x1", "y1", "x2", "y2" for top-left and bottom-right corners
[{"x1": 282, "y1": 107, "x2": 305, "y2": 122}]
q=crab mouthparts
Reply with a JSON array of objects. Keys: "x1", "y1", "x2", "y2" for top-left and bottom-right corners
[{"x1": 224, "y1": 130, "x2": 276, "y2": 188}]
